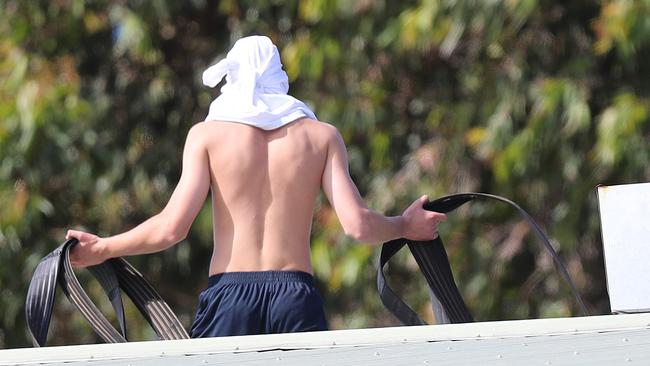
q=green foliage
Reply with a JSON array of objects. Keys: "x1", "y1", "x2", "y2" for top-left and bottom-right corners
[{"x1": 1, "y1": 0, "x2": 649, "y2": 348}]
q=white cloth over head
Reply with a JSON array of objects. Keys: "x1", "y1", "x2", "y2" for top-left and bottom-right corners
[{"x1": 202, "y1": 35, "x2": 317, "y2": 130}]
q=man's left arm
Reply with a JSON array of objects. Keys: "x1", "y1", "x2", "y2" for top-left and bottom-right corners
[{"x1": 68, "y1": 124, "x2": 211, "y2": 267}]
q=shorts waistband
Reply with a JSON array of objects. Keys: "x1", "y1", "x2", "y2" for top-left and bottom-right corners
[{"x1": 207, "y1": 271, "x2": 315, "y2": 287}]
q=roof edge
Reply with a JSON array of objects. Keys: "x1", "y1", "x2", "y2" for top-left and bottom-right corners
[{"x1": 2, "y1": 313, "x2": 650, "y2": 365}]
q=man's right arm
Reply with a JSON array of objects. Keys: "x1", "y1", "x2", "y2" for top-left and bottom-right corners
[{"x1": 321, "y1": 126, "x2": 446, "y2": 244}]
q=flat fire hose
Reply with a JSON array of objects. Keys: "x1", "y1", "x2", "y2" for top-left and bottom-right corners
[
  {"x1": 378, "y1": 193, "x2": 589, "y2": 326},
  {"x1": 25, "y1": 238, "x2": 189, "y2": 346}
]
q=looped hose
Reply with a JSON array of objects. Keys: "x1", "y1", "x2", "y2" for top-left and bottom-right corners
[
  {"x1": 377, "y1": 193, "x2": 589, "y2": 326},
  {"x1": 25, "y1": 239, "x2": 189, "y2": 346}
]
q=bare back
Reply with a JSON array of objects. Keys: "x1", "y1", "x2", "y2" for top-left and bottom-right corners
[
  {"x1": 202, "y1": 118, "x2": 332, "y2": 275},
  {"x1": 67, "y1": 114, "x2": 443, "y2": 272}
]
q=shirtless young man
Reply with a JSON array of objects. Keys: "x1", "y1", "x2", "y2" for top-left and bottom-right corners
[{"x1": 67, "y1": 36, "x2": 447, "y2": 337}]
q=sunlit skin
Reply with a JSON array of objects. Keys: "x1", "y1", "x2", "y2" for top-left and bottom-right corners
[{"x1": 67, "y1": 118, "x2": 447, "y2": 274}]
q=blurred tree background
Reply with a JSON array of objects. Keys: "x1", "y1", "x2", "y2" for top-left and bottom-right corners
[{"x1": 1, "y1": 0, "x2": 649, "y2": 348}]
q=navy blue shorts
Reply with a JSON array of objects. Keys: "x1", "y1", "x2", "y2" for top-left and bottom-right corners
[{"x1": 190, "y1": 271, "x2": 328, "y2": 337}]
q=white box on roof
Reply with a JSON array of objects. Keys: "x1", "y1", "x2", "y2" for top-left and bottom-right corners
[{"x1": 597, "y1": 182, "x2": 650, "y2": 313}]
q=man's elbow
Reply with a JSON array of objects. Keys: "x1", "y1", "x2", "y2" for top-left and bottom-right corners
[
  {"x1": 157, "y1": 215, "x2": 188, "y2": 247},
  {"x1": 163, "y1": 228, "x2": 187, "y2": 246},
  {"x1": 346, "y1": 229, "x2": 374, "y2": 244},
  {"x1": 343, "y1": 210, "x2": 373, "y2": 243}
]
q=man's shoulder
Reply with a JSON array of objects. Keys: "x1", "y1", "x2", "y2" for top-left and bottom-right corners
[
  {"x1": 305, "y1": 119, "x2": 340, "y2": 139},
  {"x1": 188, "y1": 121, "x2": 208, "y2": 130},
  {"x1": 186, "y1": 120, "x2": 234, "y2": 137},
  {"x1": 186, "y1": 122, "x2": 211, "y2": 142}
]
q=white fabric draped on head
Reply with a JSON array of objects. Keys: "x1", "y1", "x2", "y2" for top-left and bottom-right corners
[{"x1": 202, "y1": 35, "x2": 317, "y2": 130}]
